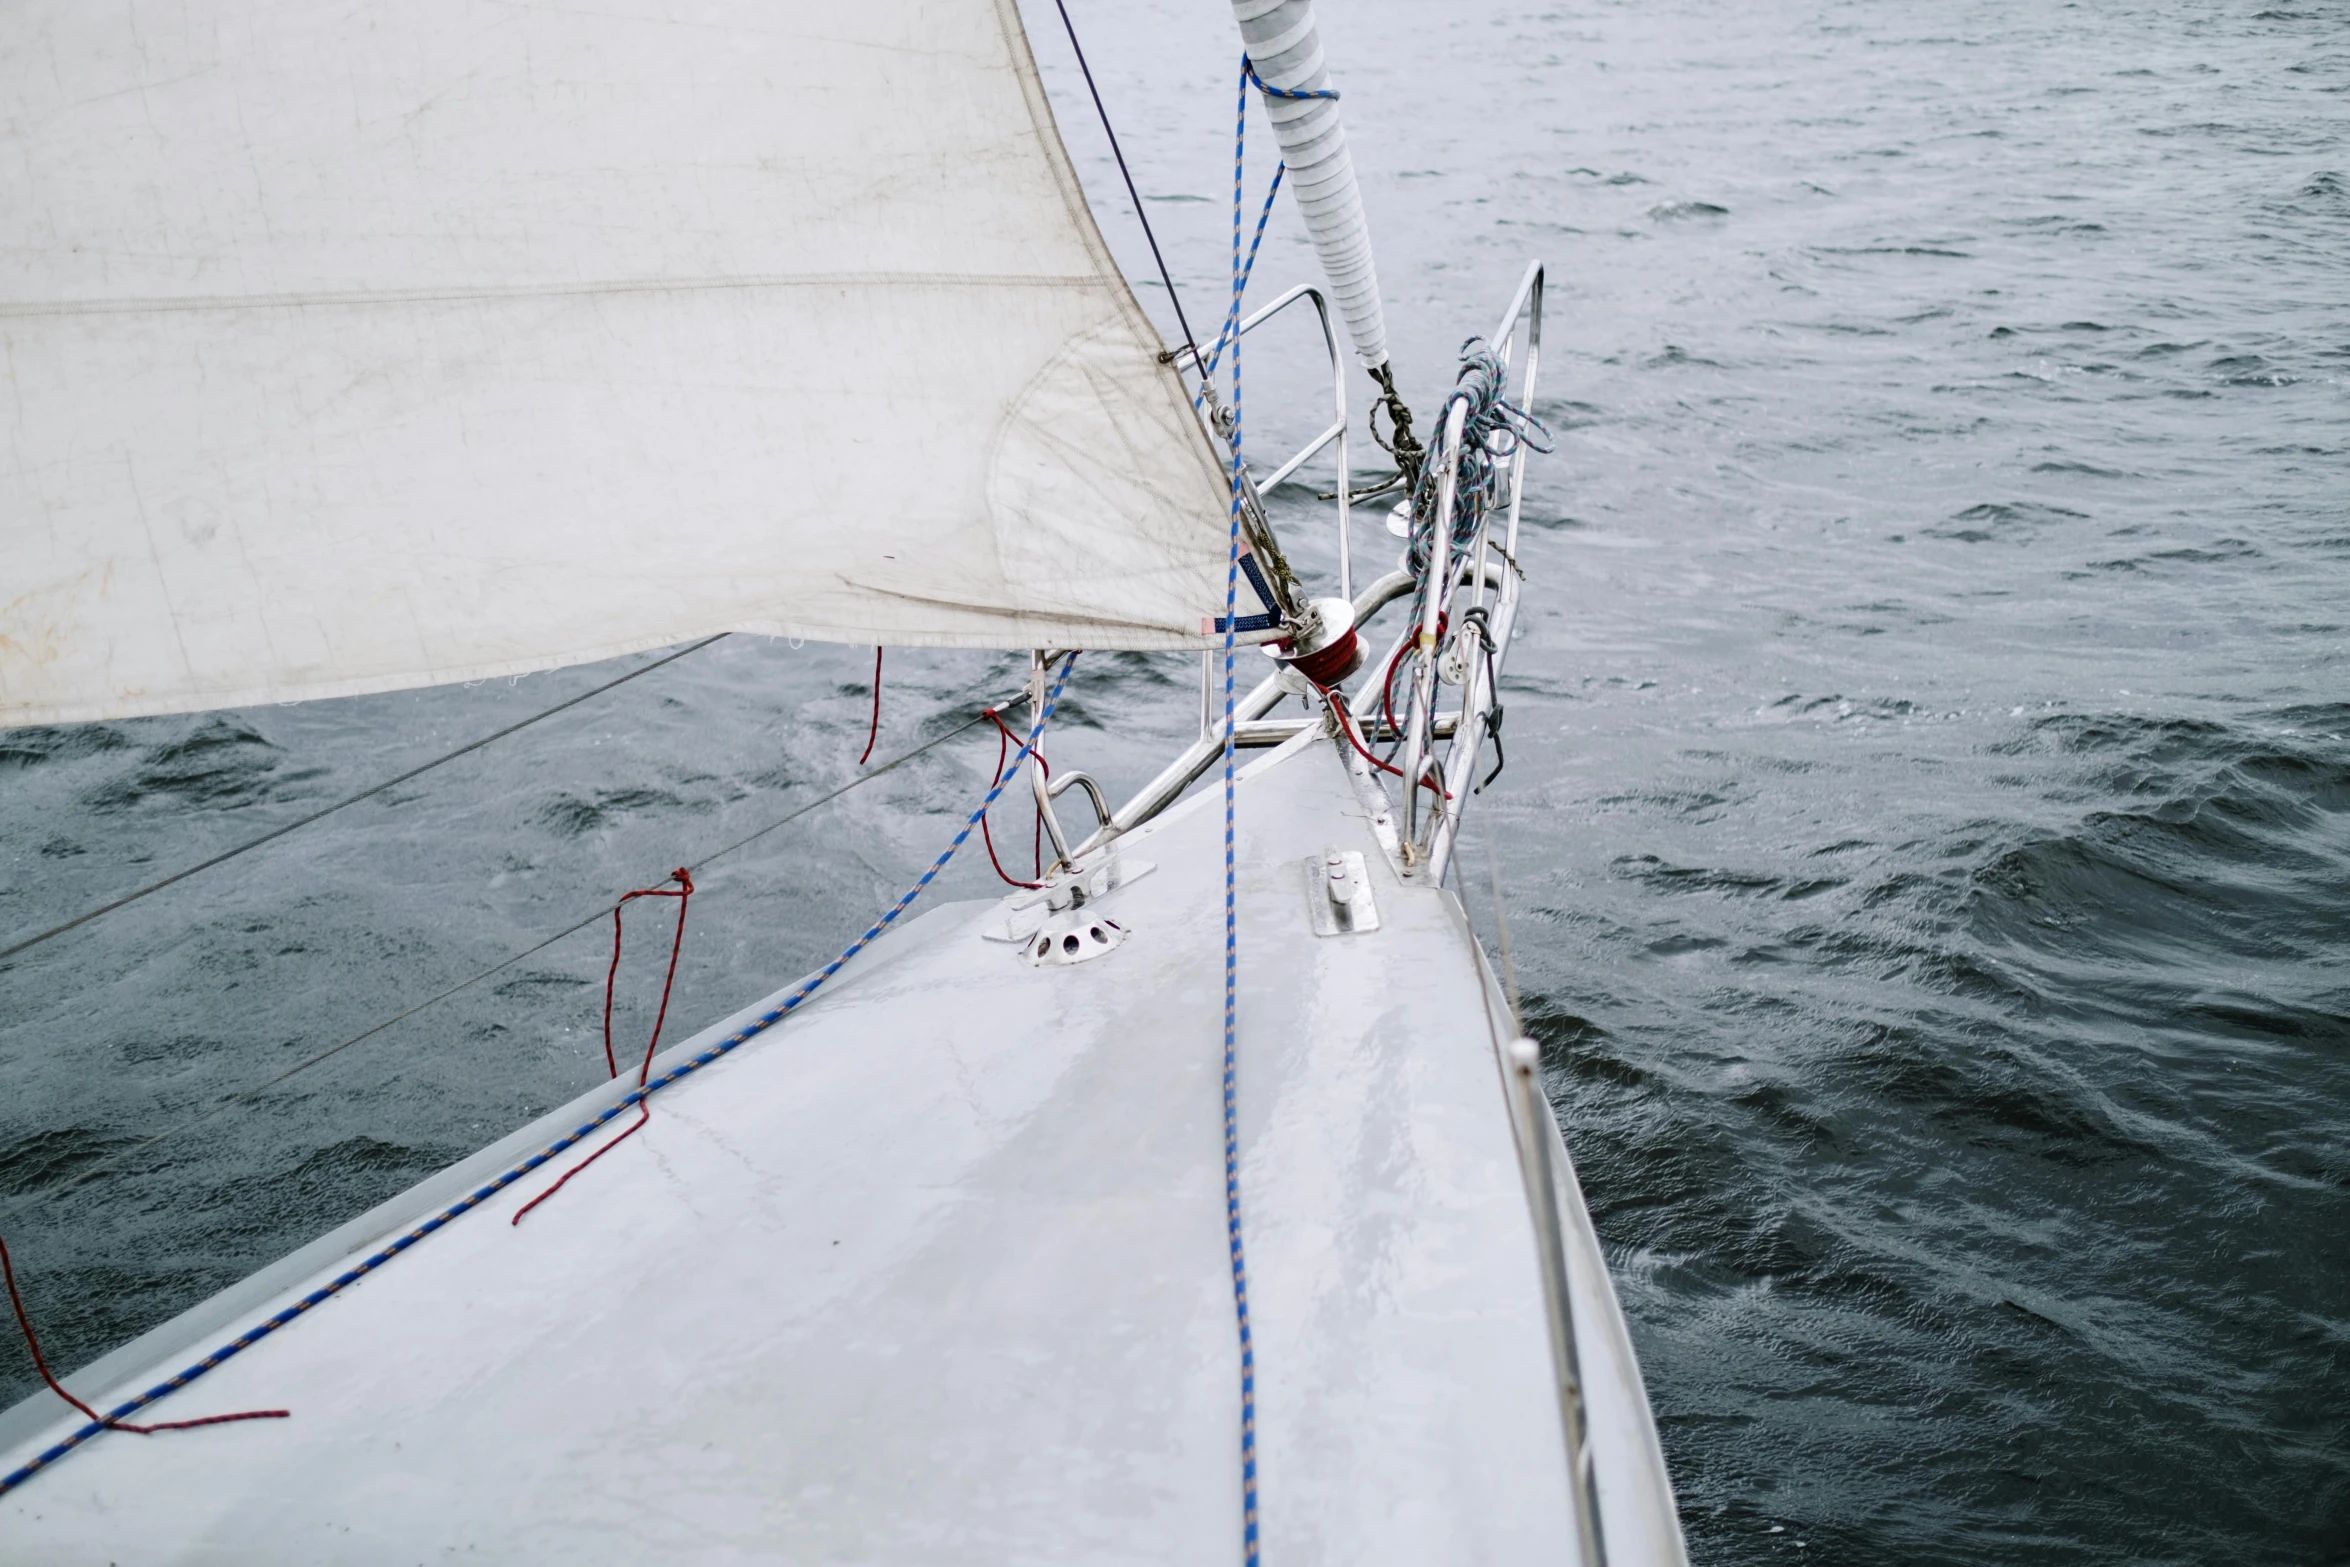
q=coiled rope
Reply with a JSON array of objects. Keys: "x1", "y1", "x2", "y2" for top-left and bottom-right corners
[
  {"x1": 1403, "y1": 342, "x2": 1552, "y2": 594},
  {"x1": 0, "y1": 656, "x2": 1078, "y2": 1501},
  {"x1": 1389, "y1": 342, "x2": 1550, "y2": 791}
]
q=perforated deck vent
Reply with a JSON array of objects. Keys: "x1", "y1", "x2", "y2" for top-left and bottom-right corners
[{"x1": 1024, "y1": 916, "x2": 1127, "y2": 967}]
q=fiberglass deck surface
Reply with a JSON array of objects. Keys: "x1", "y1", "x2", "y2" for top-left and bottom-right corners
[{"x1": 0, "y1": 734, "x2": 1665, "y2": 1563}]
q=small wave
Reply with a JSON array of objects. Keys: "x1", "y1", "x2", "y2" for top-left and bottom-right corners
[
  {"x1": 1642, "y1": 344, "x2": 1725, "y2": 369},
  {"x1": 1848, "y1": 1022, "x2": 2158, "y2": 1166},
  {"x1": 534, "y1": 785, "x2": 688, "y2": 838},
  {"x1": 78, "y1": 716, "x2": 283, "y2": 814},
  {"x1": 1648, "y1": 200, "x2": 1730, "y2": 221},
  {"x1": 2149, "y1": 539, "x2": 2262, "y2": 564},
  {"x1": 0, "y1": 1126, "x2": 144, "y2": 1199},
  {"x1": 2209, "y1": 353, "x2": 2297, "y2": 387},
  {"x1": 1927, "y1": 501, "x2": 2090, "y2": 541},
  {"x1": 202, "y1": 1136, "x2": 468, "y2": 1240},
  {"x1": 2088, "y1": 538, "x2": 2264, "y2": 571},
  {"x1": 1816, "y1": 244, "x2": 1973, "y2": 258},
  {"x1": 0, "y1": 724, "x2": 132, "y2": 771},
  {"x1": 1794, "y1": 319, "x2": 1895, "y2": 337},
  {"x1": 1972, "y1": 711, "x2": 2350, "y2": 929},
  {"x1": 491, "y1": 970, "x2": 593, "y2": 1000},
  {"x1": 1611, "y1": 854, "x2": 1782, "y2": 894},
  {"x1": 117, "y1": 1032, "x2": 237, "y2": 1067}
]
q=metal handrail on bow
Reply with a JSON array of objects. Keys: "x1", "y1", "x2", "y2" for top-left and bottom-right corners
[{"x1": 1403, "y1": 261, "x2": 1546, "y2": 882}]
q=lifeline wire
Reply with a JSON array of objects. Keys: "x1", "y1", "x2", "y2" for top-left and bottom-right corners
[
  {"x1": 0, "y1": 658, "x2": 1079, "y2": 1501},
  {"x1": 0, "y1": 697, "x2": 1016, "y2": 1231},
  {"x1": 0, "y1": 635, "x2": 727, "y2": 966}
]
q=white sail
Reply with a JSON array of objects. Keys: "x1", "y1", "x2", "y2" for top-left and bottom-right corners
[{"x1": 0, "y1": 0, "x2": 1237, "y2": 729}]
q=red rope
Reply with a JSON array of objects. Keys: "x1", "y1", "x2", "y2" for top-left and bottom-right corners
[
  {"x1": 981, "y1": 708, "x2": 1047, "y2": 889},
  {"x1": 1379, "y1": 631, "x2": 1411, "y2": 737},
  {"x1": 1379, "y1": 610, "x2": 1448, "y2": 739},
  {"x1": 858, "y1": 647, "x2": 883, "y2": 766},
  {"x1": 514, "y1": 868, "x2": 694, "y2": 1226},
  {"x1": 1314, "y1": 679, "x2": 1454, "y2": 800},
  {"x1": 1, "y1": 1233, "x2": 288, "y2": 1434}
]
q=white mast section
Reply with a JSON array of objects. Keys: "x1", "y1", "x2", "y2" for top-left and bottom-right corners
[
  {"x1": 0, "y1": 0, "x2": 1237, "y2": 729},
  {"x1": 1228, "y1": 0, "x2": 1390, "y2": 372}
]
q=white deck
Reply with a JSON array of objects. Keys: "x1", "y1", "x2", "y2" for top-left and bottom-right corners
[{"x1": 0, "y1": 732, "x2": 1684, "y2": 1563}]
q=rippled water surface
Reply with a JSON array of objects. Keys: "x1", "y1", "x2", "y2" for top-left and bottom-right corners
[{"x1": 3, "y1": 1, "x2": 2345, "y2": 1561}]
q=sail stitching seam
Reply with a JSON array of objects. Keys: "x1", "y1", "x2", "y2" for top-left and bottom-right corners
[{"x1": 0, "y1": 274, "x2": 1108, "y2": 320}]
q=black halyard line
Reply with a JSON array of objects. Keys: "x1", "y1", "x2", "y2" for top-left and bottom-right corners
[{"x1": 1048, "y1": 0, "x2": 1206, "y2": 372}]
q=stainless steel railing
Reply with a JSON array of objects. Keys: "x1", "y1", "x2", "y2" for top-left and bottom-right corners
[
  {"x1": 1398, "y1": 260, "x2": 1545, "y2": 880},
  {"x1": 1096, "y1": 262, "x2": 1548, "y2": 875}
]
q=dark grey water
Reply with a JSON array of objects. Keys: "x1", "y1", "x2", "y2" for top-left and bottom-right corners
[{"x1": 2, "y1": 0, "x2": 2344, "y2": 1560}]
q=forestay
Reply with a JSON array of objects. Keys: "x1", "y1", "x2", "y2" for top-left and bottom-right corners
[{"x1": 0, "y1": 0, "x2": 1234, "y2": 728}]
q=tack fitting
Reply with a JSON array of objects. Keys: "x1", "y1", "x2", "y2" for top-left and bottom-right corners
[{"x1": 1368, "y1": 361, "x2": 1424, "y2": 493}]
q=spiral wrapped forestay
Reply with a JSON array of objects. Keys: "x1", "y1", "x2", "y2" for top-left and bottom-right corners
[{"x1": 1229, "y1": 0, "x2": 1387, "y2": 371}]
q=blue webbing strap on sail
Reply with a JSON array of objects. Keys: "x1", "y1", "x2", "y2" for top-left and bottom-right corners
[
  {"x1": 1213, "y1": 553, "x2": 1286, "y2": 637},
  {"x1": 0, "y1": 656, "x2": 1079, "y2": 1502}
]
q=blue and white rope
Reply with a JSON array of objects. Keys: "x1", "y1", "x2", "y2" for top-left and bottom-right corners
[
  {"x1": 1192, "y1": 57, "x2": 1335, "y2": 406},
  {"x1": 1220, "y1": 57, "x2": 1260, "y2": 1565},
  {"x1": 1195, "y1": 165, "x2": 1283, "y2": 406},
  {"x1": 1214, "y1": 49, "x2": 1340, "y2": 1567},
  {"x1": 1241, "y1": 53, "x2": 1340, "y2": 104},
  {"x1": 0, "y1": 656, "x2": 1080, "y2": 1501}
]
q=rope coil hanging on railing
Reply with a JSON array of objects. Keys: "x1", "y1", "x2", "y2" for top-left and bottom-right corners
[{"x1": 1404, "y1": 341, "x2": 1553, "y2": 589}]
